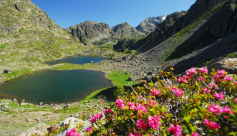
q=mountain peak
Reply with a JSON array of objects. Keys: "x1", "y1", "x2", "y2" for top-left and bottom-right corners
[{"x1": 136, "y1": 15, "x2": 167, "y2": 33}]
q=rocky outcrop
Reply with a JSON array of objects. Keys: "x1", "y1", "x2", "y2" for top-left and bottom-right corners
[
  {"x1": 67, "y1": 21, "x2": 111, "y2": 46},
  {"x1": 136, "y1": 16, "x2": 167, "y2": 33},
  {"x1": 207, "y1": 58, "x2": 237, "y2": 74},
  {"x1": 67, "y1": 21, "x2": 144, "y2": 46},
  {"x1": 209, "y1": 2, "x2": 237, "y2": 38}
]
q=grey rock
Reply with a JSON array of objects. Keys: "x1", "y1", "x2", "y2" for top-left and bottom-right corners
[
  {"x1": 20, "y1": 123, "x2": 49, "y2": 136},
  {"x1": 126, "y1": 77, "x2": 133, "y2": 81},
  {"x1": 207, "y1": 58, "x2": 237, "y2": 74},
  {"x1": 57, "y1": 117, "x2": 91, "y2": 136}
]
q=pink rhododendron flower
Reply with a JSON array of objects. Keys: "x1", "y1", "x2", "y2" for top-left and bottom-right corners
[
  {"x1": 94, "y1": 113, "x2": 103, "y2": 120},
  {"x1": 86, "y1": 126, "x2": 93, "y2": 132},
  {"x1": 192, "y1": 132, "x2": 199, "y2": 136},
  {"x1": 167, "y1": 124, "x2": 182, "y2": 136},
  {"x1": 213, "y1": 92, "x2": 224, "y2": 100},
  {"x1": 209, "y1": 83, "x2": 218, "y2": 89},
  {"x1": 178, "y1": 77, "x2": 187, "y2": 83},
  {"x1": 129, "y1": 132, "x2": 141, "y2": 136},
  {"x1": 214, "y1": 75, "x2": 220, "y2": 79},
  {"x1": 90, "y1": 116, "x2": 96, "y2": 123},
  {"x1": 135, "y1": 103, "x2": 148, "y2": 113},
  {"x1": 183, "y1": 75, "x2": 192, "y2": 79},
  {"x1": 208, "y1": 104, "x2": 223, "y2": 114},
  {"x1": 187, "y1": 67, "x2": 197, "y2": 75},
  {"x1": 100, "y1": 99, "x2": 103, "y2": 104},
  {"x1": 126, "y1": 102, "x2": 135, "y2": 110},
  {"x1": 139, "y1": 95, "x2": 143, "y2": 99},
  {"x1": 199, "y1": 67, "x2": 208, "y2": 74},
  {"x1": 235, "y1": 98, "x2": 237, "y2": 103},
  {"x1": 175, "y1": 88, "x2": 185, "y2": 97},
  {"x1": 223, "y1": 106, "x2": 234, "y2": 114},
  {"x1": 66, "y1": 128, "x2": 80, "y2": 136},
  {"x1": 170, "y1": 87, "x2": 185, "y2": 97},
  {"x1": 224, "y1": 75, "x2": 233, "y2": 81},
  {"x1": 198, "y1": 77, "x2": 205, "y2": 81},
  {"x1": 147, "y1": 115, "x2": 162, "y2": 130},
  {"x1": 147, "y1": 99, "x2": 156, "y2": 107},
  {"x1": 115, "y1": 98, "x2": 125, "y2": 109},
  {"x1": 152, "y1": 89, "x2": 161, "y2": 96},
  {"x1": 203, "y1": 118, "x2": 220, "y2": 130},
  {"x1": 202, "y1": 88, "x2": 210, "y2": 93},
  {"x1": 235, "y1": 81, "x2": 237, "y2": 84},
  {"x1": 217, "y1": 69, "x2": 226, "y2": 75},
  {"x1": 104, "y1": 109, "x2": 112, "y2": 115},
  {"x1": 136, "y1": 118, "x2": 147, "y2": 130},
  {"x1": 90, "y1": 113, "x2": 103, "y2": 123}
]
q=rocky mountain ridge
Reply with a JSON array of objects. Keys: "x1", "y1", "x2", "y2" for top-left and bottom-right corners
[
  {"x1": 99, "y1": 0, "x2": 237, "y2": 81},
  {"x1": 66, "y1": 21, "x2": 145, "y2": 46},
  {"x1": 136, "y1": 15, "x2": 167, "y2": 33}
]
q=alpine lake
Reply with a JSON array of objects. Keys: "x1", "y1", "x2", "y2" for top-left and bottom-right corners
[{"x1": 0, "y1": 57, "x2": 111, "y2": 103}]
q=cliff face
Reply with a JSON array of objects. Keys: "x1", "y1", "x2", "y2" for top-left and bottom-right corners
[
  {"x1": 67, "y1": 21, "x2": 144, "y2": 46},
  {"x1": 115, "y1": 0, "x2": 227, "y2": 52},
  {"x1": 0, "y1": 0, "x2": 76, "y2": 46},
  {"x1": 131, "y1": 0, "x2": 237, "y2": 74},
  {"x1": 136, "y1": 16, "x2": 167, "y2": 33}
]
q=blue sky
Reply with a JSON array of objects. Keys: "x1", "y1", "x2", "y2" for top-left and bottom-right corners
[{"x1": 31, "y1": 0, "x2": 196, "y2": 29}]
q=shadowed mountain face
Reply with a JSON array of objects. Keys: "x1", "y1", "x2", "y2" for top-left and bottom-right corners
[
  {"x1": 136, "y1": 16, "x2": 167, "y2": 33},
  {"x1": 114, "y1": 0, "x2": 231, "y2": 53},
  {"x1": 0, "y1": 0, "x2": 77, "y2": 46},
  {"x1": 66, "y1": 21, "x2": 145, "y2": 46},
  {"x1": 128, "y1": 0, "x2": 237, "y2": 73}
]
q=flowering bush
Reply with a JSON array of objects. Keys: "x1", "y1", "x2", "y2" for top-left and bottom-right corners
[{"x1": 86, "y1": 67, "x2": 237, "y2": 135}]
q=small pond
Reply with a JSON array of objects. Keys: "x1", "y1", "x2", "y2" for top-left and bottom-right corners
[
  {"x1": 0, "y1": 70, "x2": 111, "y2": 103},
  {"x1": 45, "y1": 56, "x2": 108, "y2": 65}
]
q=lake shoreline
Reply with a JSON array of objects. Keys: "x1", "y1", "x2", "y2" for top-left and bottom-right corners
[
  {"x1": 0, "y1": 69, "x2": 113, "y2": 104},
  {"x1": 0, "y1": 55, "x2": 117, "y2": 104}
]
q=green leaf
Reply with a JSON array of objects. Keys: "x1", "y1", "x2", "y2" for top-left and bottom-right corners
[
  {"x1": 184, "y1": 115, "x2": 191, "y2": 123},
  {"x1": 228, "y1": 132, "x2": 237, "y2": 136},
  {"x1": 148, "y1": 82, "x2": 154, "y2": 87},
  {"x1": 190, "y1": 125, "x2": 197, "y2": 132},
  {"x1": 161, "y1": 106, "x2": 166, "y2": 112}
]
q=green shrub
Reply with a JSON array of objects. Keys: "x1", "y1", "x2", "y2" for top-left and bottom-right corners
[
  {"x1": 84, "y1": 67, "x2": 237, "y2": 135},
  {"x1": 114, "y1": 86, "x2": 127, "y2": 98}
]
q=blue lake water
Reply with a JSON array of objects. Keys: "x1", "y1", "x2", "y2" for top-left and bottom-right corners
[
  {"x1": 0, "y1": 70, "x2": 111, "y2": 104},
  {"x1": 45, "y1": 56, "x2": 107, "y2": 65}
]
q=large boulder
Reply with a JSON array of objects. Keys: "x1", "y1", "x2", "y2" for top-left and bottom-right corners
[
  {"x1": 57, "y1": 117, "x2": 91, "y2": 136},
  {"x1": 207, "y1": 58, "x2": 237, "y2": 74},
  {"x1": 20, "y1": 123, "x2": 49, "y2": 136}
]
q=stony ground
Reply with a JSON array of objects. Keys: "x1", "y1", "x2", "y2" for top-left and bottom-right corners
[{"x1": 0, "y1": 97, "x2": 110, "y2": 136}]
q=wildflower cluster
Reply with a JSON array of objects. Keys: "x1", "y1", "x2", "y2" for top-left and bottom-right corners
[
  {"x1": 86, "y1": 67, "x2": 237, "y2": 135},
  {"x1": 66, "y1": 128, "x2": 80, "y2": 136}
]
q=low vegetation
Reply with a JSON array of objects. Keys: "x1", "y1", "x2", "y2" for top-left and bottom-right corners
[
  {"x1": 106, "y1": 70, "x2": 136, "y2": 86},
  {"x1": 83, "y1": 67, "x2": 237, "y2": 135}
]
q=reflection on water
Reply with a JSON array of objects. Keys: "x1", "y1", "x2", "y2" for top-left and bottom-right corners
[{"x1": 0, "y1": 70, "x2": 111, "y2": 103}]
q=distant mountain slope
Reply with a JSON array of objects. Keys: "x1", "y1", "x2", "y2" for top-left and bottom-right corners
[
  {"x1": 67, "y1": 21, "x2": 144, "y2": 46},
  {"x1": 0, "y1": 0, "x2": 77, "y2": 47},
  {"x1": 136, "y1": 16, "x2": 167, "y2": 33},
  {"x1": 0, "y1": 0, "x2": 85, "y2": 80}
]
